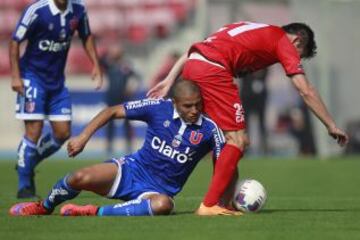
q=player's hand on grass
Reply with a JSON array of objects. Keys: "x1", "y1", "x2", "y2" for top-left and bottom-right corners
[
  {"x1": 195, "y1": 202, "x2": 243, "y2": 216},
  {"x1": 67, "y1": 135, "x2": 88, "y2": 157},
  {"x1": 327, "y1": 125, "x2": 349, "y2": 147},
  {"x1": 146, "y1": 79, "x2": 172, "y2": 99},
  {"x1": 92, "y1": 66, "x2": 103, "y2": 90},
  {"x1": 11, "y1": 77, "x2": 24, "y2": 96}
]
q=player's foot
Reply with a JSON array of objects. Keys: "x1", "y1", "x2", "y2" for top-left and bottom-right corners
[
  {"x1": 16, "y1": 166, "x2": 36, "y2": 199},
  {"x1": 17, "y1": 187, "x2": 36, "y2": 199},
  {"x1": 9, "y1": 201, "x2": 51, "y2": 216},
  {"x1": 60, "y1": 204, "x2": 98, "y2": 216},
  {"x1": 195, "y1": 202, "x2": 243, "y2": 216}
]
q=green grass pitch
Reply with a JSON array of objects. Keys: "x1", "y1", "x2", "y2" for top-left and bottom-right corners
[{"x1": 1, "y1": 156, "x2": 360, "y2": 240}]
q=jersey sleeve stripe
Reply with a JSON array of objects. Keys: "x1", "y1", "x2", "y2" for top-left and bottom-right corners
[
  {"x1": 21, "y1": 0, "x2": 47, "y2": 26},
  {"x1": 203, "y1": 116, "x2": 226, "y2": 144}
]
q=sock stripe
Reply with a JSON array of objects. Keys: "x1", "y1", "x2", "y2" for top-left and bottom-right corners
[
  {"x1": 22, "y1": 137, "x2": 37, "y2": 148},
  {"x1": 97, "y1": 207, "x2": 104, "y2": 216},
  {"x1": 146, "y1": 199, "x2": 154, "y2": 216}
]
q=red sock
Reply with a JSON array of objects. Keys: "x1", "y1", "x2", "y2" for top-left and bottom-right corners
[{"x1": 203, "y1": 144, "x2": 243, "y2": 207}]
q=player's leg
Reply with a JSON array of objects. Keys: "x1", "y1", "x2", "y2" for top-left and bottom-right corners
[
  {"x1": 16, "y1": 120, "x2": 44, "y2": 198},
  {"x1": 61, "y1": 159, "x2": 173, "y2": 217},
  {"x1": 182, "y1": 60, "x2": 246, "y2": 215},
  {"x1": 9, "y1": 162, "x2": 117, "y2": 216},
  {"x1": 96, "y1": 193, "x2": 174, "y2": 217},
  {"x1": 199, "y1": 124, "x2": 249, "y2": 213},
  {"x1": 36, "y1": 87, "x2": 72, "y2": 161},
  {"x1": 15, "y1": 78, "x2": 46, "y2": 198},
  {"x1": 37, "y1": 120, "x2": 71, "y2": 161},
  {"x1": 44, "y1": 162, "x2": 117, "y2": 210}
]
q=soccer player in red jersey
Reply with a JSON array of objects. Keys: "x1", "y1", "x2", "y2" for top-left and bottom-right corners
[{"x1": 147, "y1": 21, "x2": 349, "y2": 216}]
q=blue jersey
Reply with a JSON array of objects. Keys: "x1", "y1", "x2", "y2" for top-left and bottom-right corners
[
  {"x1": 123, "y1": 99, "x2": 225, "y2": 197},
  {"x1": 12, "y1": 0, "x2": 91, "y2": 90}
]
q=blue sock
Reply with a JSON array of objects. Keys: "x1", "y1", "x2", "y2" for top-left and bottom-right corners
[
  {"x1": 97, "y1": 199, "x2": 153, "y2": 216},
  {"x1": 43, "y1": 175, "x2": 80, "y2": 211},
  {"x1": 37, "y1": 133, "x2": 64, "y2": 162},
  {"x1": 17, "y1": 137, "x2": 39, "y2": 190}
]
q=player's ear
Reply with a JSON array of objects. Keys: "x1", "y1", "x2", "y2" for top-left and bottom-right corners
[{"x1": 289, "y1": 34, "x2": 300, "y2": 45}]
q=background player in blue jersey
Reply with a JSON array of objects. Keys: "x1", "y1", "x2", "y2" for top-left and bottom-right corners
[
  {"x1": 9, "y1": 80, "x2": 241, "y2": 216},
  {"x1": 9, "y1": 0, "x2": 103, "y2": 198}
]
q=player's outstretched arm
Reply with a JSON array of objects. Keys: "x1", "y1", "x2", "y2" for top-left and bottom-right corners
[
  {"x1": 147, "y1": 52, "x2": 188, "y2": 98},
  {"x1": 9, "y1": 40, "x2": 24, "y2": 95},
  {"x1": 67, "y1": 105, "x2": 126, "y2": 157},
  {"x1": 82, "y1": 35, "x2": 103, "y2": 90},
  {"x1": 290, "y1": 74, "x2": 349, "y2": 146}
]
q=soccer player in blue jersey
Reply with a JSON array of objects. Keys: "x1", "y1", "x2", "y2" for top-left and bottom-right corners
[
  {"x1": 9, "y1": 80, "x2": 241, "y2": 216},
  {"x1": 10, "y1": 0, "x2": 103, "y2": 198}
]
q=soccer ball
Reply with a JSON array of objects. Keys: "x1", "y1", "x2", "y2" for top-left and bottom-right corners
[{"x1": 233, "y1": 179, "x2": 267, "y2": 213}]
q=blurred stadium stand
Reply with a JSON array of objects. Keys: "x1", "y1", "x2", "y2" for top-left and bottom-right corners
[{"x1": 0, "y1": 0, "x2": 196, "y2": 75}]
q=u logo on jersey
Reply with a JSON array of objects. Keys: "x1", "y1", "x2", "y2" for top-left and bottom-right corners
[{"x1": 189, "y1": 131, "x2": 203, "y2": 145}]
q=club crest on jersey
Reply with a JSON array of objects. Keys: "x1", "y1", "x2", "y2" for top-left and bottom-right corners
[
  {"x1": 163, "y1": 120, "x2": 170, "y2": 128},
  {"x1": 48, "y1": 23, "x2": 54, "y2": 31},
  {"x1": 189, "y1": 131, "x2": 203, "y2": 145},
  {"x1": 172, "y1": 134, "x2": 182, "y2": 148},
  {"x1": 25, "y1": 101, "x2": 35, "y2": 113},
  {"x1": 70, "y1": 17, "x2": 79, "y2": 31}
]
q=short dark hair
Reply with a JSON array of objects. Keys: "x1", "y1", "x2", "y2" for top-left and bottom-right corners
[
  {"x1": 282, "y1": 22, "x2": 317, "y2": 59},
  {"x1": 172, "y1": 79, "x2": 201, "y2": 101}
]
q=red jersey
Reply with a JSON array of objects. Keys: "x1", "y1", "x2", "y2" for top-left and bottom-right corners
[{"x1": 189, "y1": 21, "x2": 304, "y2": 76}]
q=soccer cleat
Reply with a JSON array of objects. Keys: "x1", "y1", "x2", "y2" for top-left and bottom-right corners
[
  {"x1": 195, "y1": 202, "x2": 243, "y2": 216},
  {"x1": 60, "y1": 204, "x2": 98, "y2": 216},
  {"x1": 9, "y1": 202, "x2": 51, "y2": 216},
  {"x1": 17, "y1": 187, "x2": 36, "y2": 199}
]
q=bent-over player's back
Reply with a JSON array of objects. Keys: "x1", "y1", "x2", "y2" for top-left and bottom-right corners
[{"x1": 189, "y1": 21, "x2": 303, "y2": 77}]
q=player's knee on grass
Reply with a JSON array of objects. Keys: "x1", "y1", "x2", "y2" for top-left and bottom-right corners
[{"x1": 149, "y1": 194, "x2": 174, "y2": 215}]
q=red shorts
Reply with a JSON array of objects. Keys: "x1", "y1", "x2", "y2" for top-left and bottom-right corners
[{"x1": 182, "y1": 59, "x2": 246, "y2": 130}]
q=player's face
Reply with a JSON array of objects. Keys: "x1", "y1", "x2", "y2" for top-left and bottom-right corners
[
  {"x1": 55, "y1": 0, "x2": 68, "y2": 7},
  {"x1": 174, "y1": 93, "x2": 203, "y2": 124}
]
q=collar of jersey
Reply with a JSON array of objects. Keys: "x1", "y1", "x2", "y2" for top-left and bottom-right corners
[
  {"x1": 48, "y1": 0, "x2": 73, "y2": 16},
  {"x1": 173, "y1": 107, "x2": 203, "y2": 126}
]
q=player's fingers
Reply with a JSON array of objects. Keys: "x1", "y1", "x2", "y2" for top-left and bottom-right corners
[
  {"x1": 68, "y1": 148, "x2": 78, "y2": 158},
  {"x1": 146, "y1": 89, "x2": 155, "y2": 97},
  {"x1": 67, "y1": 144, "x2": 75, "y2": 156},
  {"x1": 13, "y1": 86, "x2": 24, "y2": 96},
  {"x1": 339, "y1": 135, "x2": 348, "y2": 146}
]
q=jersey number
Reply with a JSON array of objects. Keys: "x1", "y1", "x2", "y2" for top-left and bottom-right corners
[
  {"x1": 25, "y1": 86, "x2": 37, "y2": 99},
  {"x1": 227, "y1": 22, "x2": 269, "y2": 37},
  {"x1": 205, "y1": 22, "x2": 269, "y2": 43},
  {"x1": 233, "y1": 103, "x2": 245, "y2": 123}
]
